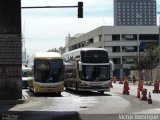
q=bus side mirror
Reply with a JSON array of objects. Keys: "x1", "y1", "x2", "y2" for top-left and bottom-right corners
[
  {"x1": 79, "y1": 61, "x2": 82, "y2": 71},
  {"x1": 109, "y1": 61, "x2": 115, "y2": 71}
]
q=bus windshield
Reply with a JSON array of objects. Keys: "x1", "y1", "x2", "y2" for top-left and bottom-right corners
[
  {"x1": 34, "y1": 59, "x2": 64, "y2": 83},
  {"x1": 81, "y1": 50, "x2": 109, "y2": 63},
  {"x1": 81, "y1": 65, "x2": 110, "y2": 81}
]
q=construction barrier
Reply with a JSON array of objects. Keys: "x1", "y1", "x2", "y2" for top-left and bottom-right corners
[
  {"x1": 138, "y1": 80, "x2": 143, "y2": 91},
  {"x1": 137, "y1": 88, "x2": 141, "y2": 98},
  {"x1": 112, "y1": 76, "x2": 116, "y2": 83},
  {"x1": 123, "y1": 79, "x2": 130, "y2": 95},
  {"x1": 148, "y1": 92, "x2": 152, "y2": 104},
  {"x1": 153, "y1": 80, "x2": 160, "y2": 93},
  {"x1": 140, "y1": 88, "x2": 147, "y2": 101}
]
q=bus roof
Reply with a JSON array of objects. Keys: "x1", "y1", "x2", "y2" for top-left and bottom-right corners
[
  {"x1": 62, "y1": 47, "x2": 108, "y2": 56},
  {"x1": 62, "y1": 47, "x2": 108, "y2": 62},
  {"x1": 34, "y1": 52, "x2": 62, "y2": 59}
]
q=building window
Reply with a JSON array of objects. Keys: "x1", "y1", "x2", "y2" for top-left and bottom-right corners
[
  {"x1": 139, "y1": 34, "x2": 159, "y2": 40},
  {"x1": 122, "y1": 34, "x2": 137, "y2": 41},
  {"x1": 112, "y1": 46, "x2": 120, "y2": 52},
  {"x1": 113, "y1": 58, "x2": 121, "y2": 64},
  {"x1": 153, "y1": 8, "x2": 156, "y2": 12},
  {"x1": 122, "y1": 57, "x2": 136, "y2": 64},
  {"x1": 122, "y1": 46, "x2": 137, "y2": 52},
  {"x1": 99, "y1": 35, "x2": 102, "y2": 42},
  {"x1": 112, "y1": 34, "x2": 120, "y2": 41}
]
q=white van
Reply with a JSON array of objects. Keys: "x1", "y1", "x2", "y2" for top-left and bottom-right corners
[{"x1": 22, "y1": 66, "x2": 33, "y2": 89}]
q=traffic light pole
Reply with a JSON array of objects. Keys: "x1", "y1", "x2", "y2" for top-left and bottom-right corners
[
  {"x1": 22, "y1": 6, "x2": 77, "y2": 8},
  {"x1": 22, "y1": 2, "x2": 83, "y2": 18}
]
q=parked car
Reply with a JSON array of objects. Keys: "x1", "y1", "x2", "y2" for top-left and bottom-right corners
[{"x1": 22, "y1": 66, "x2": 33, "y2": 89}]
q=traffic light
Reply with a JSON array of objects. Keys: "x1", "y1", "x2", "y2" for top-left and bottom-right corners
[{"x1": 78, "y1": 2, "x2": 83, "y2": 18}]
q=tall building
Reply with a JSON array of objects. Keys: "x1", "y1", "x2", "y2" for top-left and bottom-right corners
[{"x1": 114, "y1": 0, "x2": 157, "y2": 26}]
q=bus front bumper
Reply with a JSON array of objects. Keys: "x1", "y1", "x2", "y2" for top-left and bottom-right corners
[
  {"x1": 78, "y1": 87, "x2": 110, "y2": 92},
  {"x1": 34, "y1": 85, "x2": 64, "y2": 93}
]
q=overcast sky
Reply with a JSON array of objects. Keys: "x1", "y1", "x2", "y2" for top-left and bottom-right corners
[{"x1": 21, "y1": 0, "x2": 160, "y2": 57}]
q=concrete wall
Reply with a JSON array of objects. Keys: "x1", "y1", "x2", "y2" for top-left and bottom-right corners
[{"x1": 0, "y1": 0, "x2": 22, "y2": 100}]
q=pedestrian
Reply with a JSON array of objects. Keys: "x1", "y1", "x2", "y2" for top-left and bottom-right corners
[{"x1": 132, "y1": 75, "x2": 136, "y2": 85}]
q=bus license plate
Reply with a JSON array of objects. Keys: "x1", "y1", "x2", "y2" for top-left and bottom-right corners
[{"x1": 90, "y1": 83, "x2": 102, "y2": 86}]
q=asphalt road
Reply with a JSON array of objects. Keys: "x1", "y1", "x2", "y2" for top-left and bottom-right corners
[{"x1": 0, "y1": 83, "x2": 160, "y2": 120}]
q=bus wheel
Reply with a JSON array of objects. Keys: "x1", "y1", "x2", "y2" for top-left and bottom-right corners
[
  {"x1": 57, "y1": 92, "x2": 61, "y2": 96},
  {"x1": 99, "y1": 91, "x2": 104, "y2": 94},
  {"x1": 29, "y1": 88, "x2": 32, "y2": 92}
]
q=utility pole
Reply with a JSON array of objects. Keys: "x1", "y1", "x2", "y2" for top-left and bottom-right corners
[
  {"x1": 157, "y1": 12, "x2": 160, "y2": 79},
  {"x1": 136, "y1": 13, "x2": 142, "y2": 79},
  {"x1": 136, "y1": 13, "x2": 142, "y2": 63}
]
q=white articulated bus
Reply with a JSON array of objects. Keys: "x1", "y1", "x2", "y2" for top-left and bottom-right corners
[
  {"x1": 63, "y1": 48, "x2": 114, "y2": 94},
  {"x1": 28, "y1": 52, "x2": 64, "y2": 95}
]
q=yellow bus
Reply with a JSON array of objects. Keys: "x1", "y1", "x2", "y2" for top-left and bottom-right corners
[{"x1": 28, "y1": 52, "x2": 64, "y2": 95}]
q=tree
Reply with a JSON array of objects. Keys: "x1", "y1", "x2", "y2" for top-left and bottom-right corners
[{"x1": 134, "y1": 45, "x2": 160, "y2": 81}]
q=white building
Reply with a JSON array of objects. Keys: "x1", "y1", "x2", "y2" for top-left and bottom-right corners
[{"x1": 65, "y1": 26, "x2": 159, "y2": 77}]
